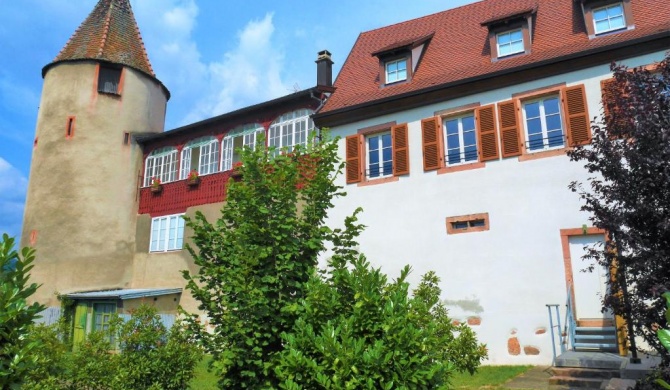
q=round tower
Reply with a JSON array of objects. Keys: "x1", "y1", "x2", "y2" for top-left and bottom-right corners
[{"x1": 21, "y1": 0, "x2": 169, "y2": 307}]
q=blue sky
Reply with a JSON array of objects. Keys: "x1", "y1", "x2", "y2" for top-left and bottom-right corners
[{"x1": 0, "y1": 0, "x2": 477, "y2": 239}]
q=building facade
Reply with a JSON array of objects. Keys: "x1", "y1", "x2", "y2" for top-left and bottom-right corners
[
  {"x1": 21, "y1": 0, "x2": 670, "y2": 363},
  {"x1": 313, "y1": 0, "x2": 670, "y2": 364}
]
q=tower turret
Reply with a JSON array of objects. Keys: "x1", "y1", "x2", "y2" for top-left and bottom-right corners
[{"x1": 21, "y1": 0, "x2": 169, "y2": 306}]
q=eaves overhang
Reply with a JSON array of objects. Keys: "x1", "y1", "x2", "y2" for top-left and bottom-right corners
[
  {"x1": 64, "y1": 288, "x2": 182, "y2": 300},
  {"x1": 313, "y1": 32, "x2": 670, "y2": 128},
  {"x1": 136, "y1": 85, "x2": 329, "y2": 145},
  {"x1": 42, "y1": 58, "x2": 171, "y2": 101}
]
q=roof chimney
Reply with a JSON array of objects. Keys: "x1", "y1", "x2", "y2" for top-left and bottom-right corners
[{"x1": 316, "y1": 50, "x2": 333, "y2": 88}]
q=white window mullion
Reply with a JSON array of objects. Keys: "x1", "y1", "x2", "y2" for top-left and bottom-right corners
[
  {"x1": 222, "y1": 137, "x2": 233, "y2": 171},
  {"x1": 180, "y1": 148, "x2": 192, "y2": 179}
]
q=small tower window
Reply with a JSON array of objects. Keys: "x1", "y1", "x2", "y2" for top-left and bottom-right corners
[
  {"x1": 98, "y1": 65, "x2": 122, "y2": 95},
  {"x1": 65, "y1": 116, "x2": 75, "y2": 139}
]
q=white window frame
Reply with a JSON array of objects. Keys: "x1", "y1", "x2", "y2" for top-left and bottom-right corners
[
  {"x1": 496, "y1": 29, "x2": 524, "y2": 57},
  {"x1": 443, "y1": 113, "x2": 478, "y2": 166},
  {"x1": 268, "y1": 109, "x2": 314, "y2": 156},
  {"x1": 385, "y1": 58, "x2": 407, "y2": 84},
  {"x1": 522, "y1": 95, "x2": 565, "y2": 153},
  {"x1": 365, "y1": 131, "x2": 393, "y2": 179},
  {"x1": 222, "y1": 124, "x2": 265, "y2": 171},
  {"x1": 149, "y1": 213, "x2": 185, "y2": 252},
  {"x1": 180, "y1": 137, "x2": 220, "y2": 179},
  {"x1": 144, "y1": 147, "x2": 177, "y2": 186},
  {"x1": 593, "y1": 2, "x2": 626, "y2": 35}
]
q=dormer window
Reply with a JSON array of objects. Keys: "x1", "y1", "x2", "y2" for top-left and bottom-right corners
[
  {"x1": 496, "y1": 29, "x2": 524, "y2": 57},
  {"x1": 385, "y1": 58, "x2": 408, "y2": 83},
  {"x1": 593, "y1": 3, "x2": 626, "y2": 34},
  {"x1": 481, "y1": 7, "x2": 536, "y2": 61},
  {"x1": 577, "y1": 0, "x2": 634, "y2": 39},
  {"x1": 372, "y1": 33, "x2": 433, "y2": 87}
]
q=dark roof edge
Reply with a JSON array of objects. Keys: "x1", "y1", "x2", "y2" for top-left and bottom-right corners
[
  {"x1": 314, "y1": 31, "x2": 670, "y2": 126},
  {"x1": 42, "y1": 59, "x2": 171, "y2": 101},
  {"x1": 136, "y1": 85, "x2": 326, "y2": 144}
]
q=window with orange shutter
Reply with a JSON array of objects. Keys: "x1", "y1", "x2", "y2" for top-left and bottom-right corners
[{"x1": 346, "y1": 123, "x2": 410, "y2": 184}]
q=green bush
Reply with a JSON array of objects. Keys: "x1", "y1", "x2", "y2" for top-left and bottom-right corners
[
  {"x1": 0, "y1": 234, "x2": 46, "y2": 389},
  {"x1": 24, "y1": 304, "x2": 201, "y2": 390},
  {"x1": 275, "y1": 251, "x2": 487, "y2": 390}
]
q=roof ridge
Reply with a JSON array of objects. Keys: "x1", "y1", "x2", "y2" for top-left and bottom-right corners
[{"x1": 98, "y1": 1, "x2": 113, "y2": 58}]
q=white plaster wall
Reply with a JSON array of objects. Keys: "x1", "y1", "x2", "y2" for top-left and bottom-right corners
[{"x1": 325, "y1": 51, "x2": 667, "y2": 365}]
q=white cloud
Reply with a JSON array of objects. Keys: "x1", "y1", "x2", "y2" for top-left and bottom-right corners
[
  {"x1": 183, "y1": 13, "x2": 289, "y2": 123},
  {"x1": 0, "y1": 157, "x2": 27, "y2": 239}
]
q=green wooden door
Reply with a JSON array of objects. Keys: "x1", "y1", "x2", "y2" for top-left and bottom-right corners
[{"x1": 72, "y1": 302, "x2": 88, "y2": 350}]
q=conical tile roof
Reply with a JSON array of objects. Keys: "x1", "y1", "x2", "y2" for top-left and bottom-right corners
[{"x1": 46, "y1": 0, "x2": 154, "y2": 77}]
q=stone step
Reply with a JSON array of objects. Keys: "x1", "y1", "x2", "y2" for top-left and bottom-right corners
[
  {"x1": 550, "y1": 367, "x2": 621, "y2": 379},
  {"x1": 549, "y1": 375, "x2": 604, "y2": 388}
]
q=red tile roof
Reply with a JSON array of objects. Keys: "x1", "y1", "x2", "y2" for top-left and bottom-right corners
[
  {"x1": 318, "y1": 0, "x2": 670, "y2": 115},
  {"x1": 45, "y1": 0, "x2": 154, "y2": 78}
]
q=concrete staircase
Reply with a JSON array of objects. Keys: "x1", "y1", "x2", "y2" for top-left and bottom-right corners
[
  {"x1": 548, "y1": 352, "x2": 659, "y2": 390},
  {"x1": 573, "y1": 326, "x2": 618, "y2": 352}
]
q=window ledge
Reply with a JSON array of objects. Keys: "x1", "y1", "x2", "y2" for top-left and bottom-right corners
[
  {"x1": 149, "y1": 249, "x2": 183, "y2": 254},
  {"x1": 357, "y1": 176, "x2": 399, "y2": 187},
  {"x1": 518, "y1": 147, "x2": 569, "y2": 162},
  {"x1": 437, "y1": 162, "x2": 486, "y2": 175}
]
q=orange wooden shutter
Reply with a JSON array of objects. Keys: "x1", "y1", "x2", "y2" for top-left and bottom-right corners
[
  {"x1": 392, "y1": 123, "x2": 410, "y2": 176},
  {"x1": 475, "y1": 105, "x2": 499, "y2": 162},
  {"x1": 600, "y1": 78, "x2": 615, "y2": 119},
  {"x1": 497, "y1": 99, "x2": 522, "y2": 157},
  {"x1": 562, "y1": 84, "x2": 591, "y2": 146},
  {"x1": 345, "y1": 134, "x2": 362, "y2": 184},
  {"x1": 421, "y1": 117, "x2": 442, "y2": 171}
]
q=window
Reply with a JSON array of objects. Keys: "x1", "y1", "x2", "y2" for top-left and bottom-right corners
[
  {"x1": 497, "y1": 29, "x2": 524, "y2": 57},
  {"x1": 150, "y1": 214, "x2": 185, "y2": 252},
  {"x1": 65, "y1": 116, "x2": 75, "y2": 139},
  {"x1": 180, "y1": 137, "x2": 219, "y2": 179},
  {"x1": 222, "y1": 124, "x2": 264, "y2": 171},
  {"x1": 593, "y1": 3, "x2": 626, "y2": 34},
  {"x1": 385, "y1": 59, "x2": 407, "y2": 84},
  {"x1": 580, "y1": 0, "x2": 633, "y2": 38},
  {"x1": 444, "y1": 114, "x2": 478, "y2": 166},
  {"x1": 522, "y1": 95, "x2": 565, "y2": 152},
  {"x1": 421, "y1": 105, "x2": 498, "y2": 172},
  {"x1": 144, "y1": 147, "x2": 177, "y2": 186},
  {"x1": 268, "y1": 109, "x2": 314, "y2": 156},
  {"x1": 345, "y1": 123, "x2": 409, "y2": 184},
  {"x1": 93, "y1": 302, "x2": 116, "y2": 343},
  {"x1": 366, "y1": 132, "x2": 393, "y2": 178},
  {"x1": 98, "y1": 65, "x2": 122, "y2": 95},
  {"x1": 496, "y1": 84, "x2": 591, "y2": 159},
  {"x1": 446, "y1": 213, "x2": 490, "y2": 235}
]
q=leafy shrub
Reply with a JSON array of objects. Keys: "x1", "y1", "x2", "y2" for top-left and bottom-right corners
[
  {"x1": 24, "y1": 304, "x2": 201, "y2": 390},
  {"x1": 0, "y1": 234, "x2": 46, "y2": 389}
]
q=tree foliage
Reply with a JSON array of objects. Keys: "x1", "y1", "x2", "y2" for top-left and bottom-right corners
[
  {"x1": 183, "y1": 134, "x2": 486, "y2": 389},
  {"x1": 23, "y1": 305, "x2": 201, "y2": 390},
  {"x1": 568, "y1": 54, "x2": 670, "y2": 361},
  {"x1": 275, "y1": 235, "x2": 487, "y2": 389},
  {"x1": 0, "y1": 234, "x2": 46, "y2": 389},
  {"x1": 182, "y1": 135, "x2": 345, "y2": 388}
]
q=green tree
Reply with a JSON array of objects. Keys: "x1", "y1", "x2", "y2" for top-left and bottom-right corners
[
  {"x1": 0, "y1": 234, "x2": 46, "y2": 389},
  {"x1": 183, "y1": 134, "x2": 486, "y2": 389},
  {"x1": 569, "y1": 55, "x2": 670, "y2": 361},
  {"x1": 182, "y1": 135, "x2": 345, "y2": 389}
]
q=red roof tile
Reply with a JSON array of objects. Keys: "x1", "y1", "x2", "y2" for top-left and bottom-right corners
[
  {"x1": 319, "y1": 0, "x2": 670, "y2": 115},
  {"x1": 46, "y1": 0, "x2": 154, "y2": 77}
]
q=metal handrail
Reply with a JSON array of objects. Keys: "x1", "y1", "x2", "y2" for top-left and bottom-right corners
[{"x1": 564, "y1": 284, "x2": 577, "y2": 352}]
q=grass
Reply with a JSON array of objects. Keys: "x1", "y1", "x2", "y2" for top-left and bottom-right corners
[
  {"x1": 190, "y1": 358, "x2": 533, "y2": 389},
  {"x1": 450, "y1": 365, "x2": 534, "y2": 389}
]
